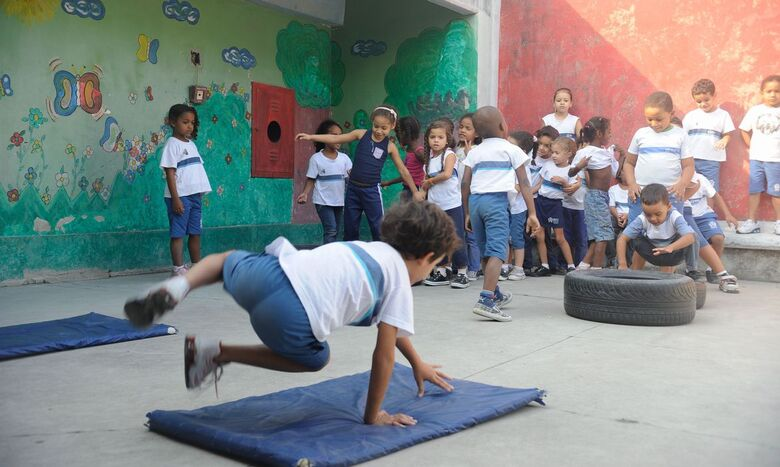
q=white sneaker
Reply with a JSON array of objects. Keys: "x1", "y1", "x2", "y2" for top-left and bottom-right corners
[
  {"x1": 172, "y1": 265, "x2": 188, "y2": 276},
  {"x1": 507, "y1": 270, "x2": 526, "y2": 280},
  {"x1": 466, "y1": 271, "x2": 478, "y2": 281},
  {"x1": 775, "y1": 221, "x2": 780, "y2": 236},
  {"x1": 185, "y1": 335, "x2": 224, "y2": 392},
  {"x1": 737, "y1": 219, "x2": 760, "y2": 234},
  {"x1": 718, "y1": 274, "x2": 739, "y2": 294}
]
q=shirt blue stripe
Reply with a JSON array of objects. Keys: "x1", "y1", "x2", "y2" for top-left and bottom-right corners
[
  {"x1": 344, "y1": 243, "x2": 385, "y2": 327},
  {"x1": 473, "y1": 161, "x2": 512, "y2": 172},
  {"x1": 427, "y1": 170, "x2": 458, "y2": 179},
  {"x1": 542, "y1": 179, "x2": 564, "y2": 191},
  {"x1": 638, "y1": 147, "x2": 682, "y2": 156},
  {"x1": 615, "y1": 201, "x2": 629, "y2": 207},
  {"x1": 177, "y1": 157, "x2": 202, "y2": 168},
  {"x1": 561, "y1": 133, "x2": 576, "y2": 140},
  {"x1": 316, "y1": 174, "x2": 345, "y2": 182},
  {"x1": 687, "y1": 129, "x2": 723, "y2": 138}
]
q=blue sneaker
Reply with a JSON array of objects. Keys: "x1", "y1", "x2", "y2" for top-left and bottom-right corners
[
  {"x1": 473, "y1": 295, "x2": 512, "y2": 322},
  {"x1": 494, "y1": 289, "x2": 513, "y2": 308}
]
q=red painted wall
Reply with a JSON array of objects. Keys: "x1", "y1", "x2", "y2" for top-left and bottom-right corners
[{"x1": 498, "y1": 0, "x2": 778, "y2": 220}]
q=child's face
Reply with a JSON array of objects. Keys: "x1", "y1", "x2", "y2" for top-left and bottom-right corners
[
  {"x1": 761, "y1": 80, "x2": 780, "y2": 107},
  {"x1": 551, "y1": 143, "x2": 571, "y2": 166},
  {"x1": 326, "y1": 125, "x2": 342, "y2": 150},
  {"x1": 371, "y1": 116, "x2": 394, "y2": 141},
  {"x1": 554, "y1": 92, "x2": 572, "y2": 114},
  {"x1": 644, "y1": 106, "x2": 672, "y2": 133},
  {"x1": 693, "y1": 93, "x2": 716, "y2": 112},
  {"x1": 642, "y1": 200, "x2": 671, "y2": 226},
  {"x1": 172, "y1": 112, "x2": 195, "y2": 139},
  {"x1": 536, "y1": 135, "x2": 553, "y2": 159},
  {"x1": 458, "y1": 118, "x2": 476, "y2": 143},
  {"x1": 428, "y1": 127, "x2": 448, "y2": 153}
]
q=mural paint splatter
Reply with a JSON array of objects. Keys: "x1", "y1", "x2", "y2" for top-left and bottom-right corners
[
  {"x1": 222, "y1": 47, "x2": 256, "y2": 70},
  {"x1": 136, "y1": 34, "x2": 160, "y2": 64},
  {"x1": 161, "y1": 0, "x2": 199, "y2": 25},
  {"x1": 275, "y1": 21, "x2": 345, "y2": 108},
  {"x1": 1, "y1": 74, "x2": 13, "y2": 98},
  {"x1": 61, "y1": 0, "x2": 105, "y2": 20},
  {"x1": 351, "y1": 40, "x2": 387, "y2": 58}
]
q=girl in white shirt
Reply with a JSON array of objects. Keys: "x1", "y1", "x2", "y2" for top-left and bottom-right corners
[
  {"x1": 541, "y1": 88, "x2": 583, "y2": 141},
  {"x1": 421, "y1": 120, "x2": 469, "y2": 288},
  {"x1": 296, "y1": 120, "x2": 352, "y2": 244}
]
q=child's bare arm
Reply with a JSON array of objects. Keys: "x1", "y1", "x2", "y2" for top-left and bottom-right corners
[
  {"x1": 461, "y1": 167, "x2": 473, "y2": 232},
  {"x1": 740, "y1": 129, "x2": 752, "y2": 148},
  {"x1": 610, "y1": 206, "x2": 620, "y2": 220},
  {"x1": 669, "y1": 158, "x2": 695, "y2": 200},
  {"x1": 396, "y1": 337, "x2": 453, "y2": 397},
  {"x1": 616, "y1": 235, "x2": 630, "y2": 269},
  {"x1": 714, "y1": 132, "x2": 731, "y2": 150},
  {"x1": 296, "y1": 129, "x2": 363, "y2": 144},
  {"x1": 422, "y1": 153, "x2": 456, "y2": 189},
  {"x1": 623, "y1": 153, "x2": 641, "y2": 201},
  {"x1": 653, "y1": 233, "x2": 695, "y2": 255},
  {"x1": 712, "y1": 193, "x2": 738, "y2": 227},
  {"x1": 515, "y1": 166, "x2": 539, "y2": 233},
  {"x1": 296, "y1": 179, "x2": 315, "y2": 204},
  {"x1": 164, "y1": 168, "x2": 183, "y2": 214},
  {"x1": 365, "y1": 323, "x2": 416, "y2": 426}
]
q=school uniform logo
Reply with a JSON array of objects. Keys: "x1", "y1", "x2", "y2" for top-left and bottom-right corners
[
  {"x1": 372, "y1": 147, "x2": 384, "y2": 159},
  {"x1": 756, "y1": 113, "x2": 780, "y2": 135}
]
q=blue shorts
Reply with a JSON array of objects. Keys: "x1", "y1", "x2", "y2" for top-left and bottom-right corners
[
  {"x1": 165, "y1": 193, "x2": 203, "y2": 238},
  {"x1": 509, "y1": 211, "x2": 527, "y2": 249},
  {"x1": 536, "y1": 195, "x2": 563, "y2": 228},
  {"x1": 584, "y1": 189, "x2": 614, "y2": 241},
  {"x1": 469, "y1": 192, "x2": 509, "y2": 260},
  {"x1": 749, "y1": 160, "x2": 780, "y2": 196},
  {"x1": 694, "y1": 212, "x2": 724, "y2": 241},
  {"x1": 683, "y1": 207, "x2": 709, "y2": 248},
  {"x1": 694, "y1": 159, "x2": 722, "y2": 191},
  {"x1": 222, "y1": 251, "x2": 330, "y2": 371}
]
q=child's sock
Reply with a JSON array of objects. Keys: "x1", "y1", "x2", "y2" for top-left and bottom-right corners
[
  {"x1": 567, "y1": 263, "x2": 575, "y2": 269},
  {"x1": 716, "y1": 270, "x2": 730, "y2": 277},
  {"x1": 436, "y1": 266, "x2": 447, "y2": 276},
  {"x1": 591, "y1": 267, "x2": 602, "y2": 270},
  {"x1": 458, "y1": 267, "x2": 467, "y2": 275},
  {"x1": 162, "y1": 276, "x2": 190, "y2": 303},
  {"x1": 541, "y1": 263, "x2": 550, "y2": 269},
  {"x1": 480, "y1": 290, "x2": 495, "y2": 300},
  {"x1": 577, "y1": 262, "x2": 590, "y2": 270},
  {"x1": 706, "y1": 267, "x2": 713, "y2": 272}
]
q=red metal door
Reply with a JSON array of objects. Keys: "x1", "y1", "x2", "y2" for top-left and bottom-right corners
[{"x1": 251, "y1": 82, "x2": 295, "y2": 178}]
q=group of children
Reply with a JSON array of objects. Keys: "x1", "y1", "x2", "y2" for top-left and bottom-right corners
[{"x1": 127, "y1": 75, "x2": 779, "y2": 424}]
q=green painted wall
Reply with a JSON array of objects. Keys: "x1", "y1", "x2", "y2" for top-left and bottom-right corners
[
  {"x1": 0, "y1": 0, "x2": 328, "y2": 282},
  {"x1": 331, "y1": 0, "x2": 477, "y2": 203}
]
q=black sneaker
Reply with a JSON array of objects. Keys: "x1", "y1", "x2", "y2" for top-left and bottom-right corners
[
  {"x1": 450, "y1": 273, "x2": 470, "y2": 289},
  {"x1": 499, "y1": 266, "x2": 512, "y2": 281},
  {"x1": 423, "y1": 270, "x2": 450, "y2": 286},
  {"x1": 528, "y1": 266, "x2": 551, "y2": 277},
  {"x1": 686, "y1": 270, "x2": 705, "y2": 283},
  {"x1": 566, "y1": 266, "x2": 576, "y2": 274},
  {"x1": 705, "y1": 270, "x2": 718, "y2": 284}
]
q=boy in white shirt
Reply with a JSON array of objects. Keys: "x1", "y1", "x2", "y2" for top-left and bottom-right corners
[
  {"x1": 617, "y1": 184, "x2": 695, "y2": 272},
  {"x1": 462, "y1": 106, "x2": 539, "y2": 322},
  {"x1": 682, "y1": 79, "x2": 735, "y2": 191},
  {"x1": 124, "y1": 201, "x2": 457, "y2": 427}
]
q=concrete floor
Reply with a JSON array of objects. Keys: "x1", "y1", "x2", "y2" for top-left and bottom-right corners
[{"x1": 1, "y1": 273, "x2": 778, "y2": 466}]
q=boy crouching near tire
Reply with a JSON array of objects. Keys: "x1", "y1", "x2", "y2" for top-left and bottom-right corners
[{"x1": 616, "y1": 184, "x2": 695, "y2": 273}]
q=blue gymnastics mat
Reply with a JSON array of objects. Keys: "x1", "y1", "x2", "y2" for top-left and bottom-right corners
[
  {"x1": 147, "y1": 363, "x2": 545, "y2": 466},
  {"x1": 0, "y1": 312, "x2": 176, "y2": 360}
]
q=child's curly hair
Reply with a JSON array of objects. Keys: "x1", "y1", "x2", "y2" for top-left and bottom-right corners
[
  {"x1": 167, "y1": 104, "x2": 199, "y2": 140},
  {"x1": 381, "y1": 201, "x2": 460, "y2": 261}
]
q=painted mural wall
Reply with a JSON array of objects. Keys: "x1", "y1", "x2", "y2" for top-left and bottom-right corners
[
  {"x1": 0, "y1": 0, "x2": 334, "y2": 282},
  {"x1": 498, "y1": 0, "x2": 778, "y2": 220},
  {"x1": 331, "y1": 0, "x2": 477, "y2": 204}
]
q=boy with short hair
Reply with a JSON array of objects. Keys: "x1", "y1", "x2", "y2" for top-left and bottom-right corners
[
  {"x1": 616, "y1": 184, "x2": 696, "y2": 273},
  {"x1": 124, "y1": 201, "x2": 457, "y2": 427},
  {"x1": 461, "y1": 106, "x2": 540, "y2": 322},
  {"x1": 682, "y1": 79, "x2": 735, "y2": 191}
]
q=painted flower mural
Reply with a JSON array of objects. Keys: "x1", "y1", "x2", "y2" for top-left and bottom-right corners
[
  {"x1": 9, "y1": 131, "x2": 24, "y2": 147},
  {"x1": 23, "y1": 107, "x2": 47, "y2": 129}
]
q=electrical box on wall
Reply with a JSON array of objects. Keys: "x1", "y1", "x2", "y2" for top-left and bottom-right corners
[
  {"x1": 251, "y1": 82, "x2": 295, "y2": 178},
  {"x1": 189, "y1": 85, "x2": 209, "y2": 104}
]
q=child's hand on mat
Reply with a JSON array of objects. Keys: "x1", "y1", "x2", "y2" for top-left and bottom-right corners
[
  {"x1": 413, "y1": 362, "x2": 454, "y2": 397},
  {"x1": 296, "y1": 193, "x2": 307, "y2": 204},
  {"x1": 295, "y1": 133, "x2": 312, "y2": 141},
  {"x1": 373, "y1": 410, "x2": 417, "y2": 427},
  {"x1": 172, "y1": 197, "x2": 184, "y2": 215},
  {"x1": 653, "y1": 246, "x2": 674, "y2": 255}
]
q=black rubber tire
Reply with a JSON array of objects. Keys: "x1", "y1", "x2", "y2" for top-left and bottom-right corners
[
  {"x1": 695, "y1": 281, "x2": 706, "y2": 310},
  {"x1": 564, "y1": 270, "x2": 696, "y2": 326}
]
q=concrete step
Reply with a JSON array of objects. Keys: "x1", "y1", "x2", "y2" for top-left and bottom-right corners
[{"x1": 719, "y1": 221, "x2": 780, "y2": 283}]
